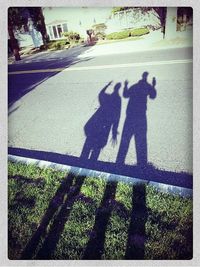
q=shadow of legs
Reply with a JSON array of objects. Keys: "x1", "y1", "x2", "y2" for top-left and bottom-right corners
[
  {"x1": 81, "y1": 138, "x2": 101, "y2": 161},
  {"x1": 90, "y1": 147, "x2": 101, "y2": 161},
  {"x1": 135, "y1": 131, "x2": 147, "y2": 166},
  {"x1": 116, "y1": 122, "x2": 132, "y2": 164},
  {"x1": 83, "y1": 181, "x2": 118, "y2": 259},
  {"x1": 80, "y1": 138, "x2": 91, "y2": 159},
  {"x1": 125, "y1": 183, "x2": 147, "y2": 259}
]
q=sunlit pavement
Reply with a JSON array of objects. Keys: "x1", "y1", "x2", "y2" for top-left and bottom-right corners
[
  {"x1": 8, "y1": 29, "x2": 192, "y2": 64},
  {"x1": 8, "y1": 42, "x2": 193, "y2": 182},
  {"x1": 78, "y1": 30, "x2": 192, "y2": 58}
]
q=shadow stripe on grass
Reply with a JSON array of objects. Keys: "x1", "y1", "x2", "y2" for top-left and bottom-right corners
[
  {"x1": 20, "y1": 167, "x2": 78, "y2": 259},
  {"x1": 35, "y1": 170, "x2": 87, "y2": 259}
]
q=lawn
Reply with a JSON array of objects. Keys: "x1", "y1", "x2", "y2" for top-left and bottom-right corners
[{"x1": 8, "y1": 160, "x2": 192, "y2": 260}]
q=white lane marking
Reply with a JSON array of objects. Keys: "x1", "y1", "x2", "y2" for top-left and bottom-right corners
[{"x1": 8, "y1": 59, "x2": 192, "y2": 75}]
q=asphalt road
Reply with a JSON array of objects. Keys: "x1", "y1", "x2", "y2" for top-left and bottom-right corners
[{"x1": 8, "y1": 46, "x2": 193, "y2": 177}]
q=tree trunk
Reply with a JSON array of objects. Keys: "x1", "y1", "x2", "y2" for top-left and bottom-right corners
[
  {"x1": 165, "y1": 7, "x2": 178, "y2": 39},
  {"x1": 39, "y1": 8, "x2": 48, "y2": 47},
  {"x1": 86, "y1": 30, "x2": 93, "y2": 44},
  {"x1": 8, "y1": 24, "x2": 21, "y2": 61},
  {"x1": 88, "y1": 33, "x2": 92, "y2": 42}
]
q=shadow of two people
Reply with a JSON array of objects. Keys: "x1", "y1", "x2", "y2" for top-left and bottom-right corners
[
  {"x1": 80, "y1": 71, "x2": 156, "y2": 259},
  {"x1": 81, "y1": 71, "x2": 157, "y2": 167}
]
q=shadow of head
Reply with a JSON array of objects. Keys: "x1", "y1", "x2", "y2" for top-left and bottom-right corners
[{"x1": 142, "y1": 71, "x2": 149, "y2": 81}]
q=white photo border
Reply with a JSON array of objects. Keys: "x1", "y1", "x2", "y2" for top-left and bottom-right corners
[{"x1": 1, "y1": 0, "x2": 200, "y2": 266}]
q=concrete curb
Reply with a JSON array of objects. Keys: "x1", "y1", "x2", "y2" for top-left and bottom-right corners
[{"x1": 8, "y1": 154, "x2": 192, "y2": 198}]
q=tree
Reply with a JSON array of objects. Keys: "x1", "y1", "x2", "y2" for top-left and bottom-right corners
[
  {"x1": 92, "y1": 23, "x2": 107, "y2": 33},
  {"x1": 8, "y1": 7, "x2": 25, "y2": 60},
  {"x1": 153, "y1": 7, "x2": 167, "y2": 38},
  {"x1": 8, "y1": 7, "x2": 48, "y2": 61},
  {"x1": 27, "y1": 7, "x2": 48, "y2": 46},
  {"x1": 86, "y1": 29, "x2": 94, "y2": 43},
  {"x1": 92, "y1": 23, "x2": 107, "y2": 40},
  {"x1": 177, "y1": 7, "x2": 193, "y2": 31}
]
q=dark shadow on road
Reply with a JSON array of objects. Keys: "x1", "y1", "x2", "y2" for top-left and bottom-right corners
[
  {"x1": 8, "y1": 45, "x2": 94, "y2": 108},
  {"x1": 9, "y1": 68, "x2": 193, "y2": 259},
  {"x1": 8, "y1": 71, "x2": 192, "y2": 189},
  {"x1": 81, "y1": 81, "x2": 121, "y2": 161},
  {"x1": 116, "y1": 73, "x2": 156, "y2": 166},
  {"x1": 8, "y1": 147, "x2": 193, "y2": 189}
]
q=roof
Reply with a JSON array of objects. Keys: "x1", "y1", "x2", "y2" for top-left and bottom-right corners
[{"x1": 46, "y1": 20, "x2": 68, "y2": 26}]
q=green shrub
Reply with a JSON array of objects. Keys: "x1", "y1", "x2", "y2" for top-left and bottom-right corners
[
  {"x1": 106, "y1": 27, "x2": 149, "y2": 40},
  {"x1": 106, "y1": 30, "x2": 129, "y2": 40},
  {"x1": 53, "y1": 42, "x2": 62, "y2": 50},
  {"x1": 63, "y1": 31, "x2": 81, "y2": 42},
  {"x1": 47, "y1": 40, "x2": 65, "y2": 50},
  {"x1": 130, "y1": 27, "x2": 149, "y2": 36},
  {"x1": 95, "y1": 32, "x2": 106, "y2": 40}
]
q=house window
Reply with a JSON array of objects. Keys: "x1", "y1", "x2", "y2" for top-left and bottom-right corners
[
  {"x1": 48, "y1": 23, "x2": 68, "y2": 40},
  {"x1": 48, "y1": 26, "x2": 53, "y2": 39},
  {"x1": 52, "y1": 26, "x2": 58, "y2": 38},
  {"x1": 57, "y1": 25, "x2": 62, "y2": 38},
  {"x1": 63, "y1": 23, "x2": 68, "y2": 32}
]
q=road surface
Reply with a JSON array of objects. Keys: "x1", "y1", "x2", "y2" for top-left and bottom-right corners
[{"x1": 8, "y1": 46, "x2": 193, "y2": 177}]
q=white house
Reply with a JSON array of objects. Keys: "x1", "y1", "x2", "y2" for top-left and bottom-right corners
[
  {"x1": 10, "y1": 7, "x2": 192, "y2": 49},
  {"x1": 42, "y1": 7, "x2": 162, "y2": 41},
  {"x1": 43, "y1": 7, "x2": 113, "y2": 40}
]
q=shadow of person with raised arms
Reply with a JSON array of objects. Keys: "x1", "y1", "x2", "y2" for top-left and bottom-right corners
[
  {"x1": 81, "y1": 81, "x2": 121, "y2": 161},
  {"x1": 116, "y1": 72, "x2": 156, "y2": 167}
]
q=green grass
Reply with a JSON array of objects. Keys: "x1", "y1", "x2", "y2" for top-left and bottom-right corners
[
  {"x1": 106, "y1": 27, "x2": 149, "y2": 40},
  {"x1": 47, "y1": 40, "x2": 68, "y2": 50},
  {"x1": 8, "y1": 161, "x2": 192, "y2": 260},
  {"x1": 96, "y1": 36, "x2": 143, "y2": 46},
  {"x1": 47, "y1": 38, "x2": 84, "y2": 50}
]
